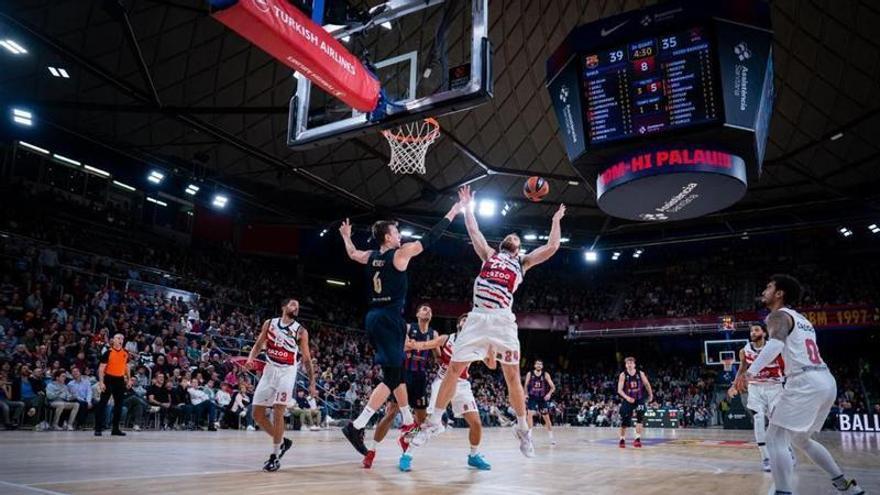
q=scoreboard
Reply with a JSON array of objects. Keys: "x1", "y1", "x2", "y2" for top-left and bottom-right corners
[
  {"x1": 584, "y1": 26, "x2": 719, "y2": 145},
  {"x1": 546, "y1": 0, "x2": 774, "y2": 222}
]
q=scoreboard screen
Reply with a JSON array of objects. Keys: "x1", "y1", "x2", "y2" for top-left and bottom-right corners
[{"x1": 582, "y1": 26, "x2": 720, "y2": 146}]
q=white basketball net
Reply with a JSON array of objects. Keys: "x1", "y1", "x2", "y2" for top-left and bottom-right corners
[{"x1": 381, "y1": 118, "x2": 440, "y2": 174}]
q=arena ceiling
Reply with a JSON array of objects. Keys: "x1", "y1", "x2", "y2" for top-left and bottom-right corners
[{"x1": 2, "y1": 0, "x2": 880, "y2": 247}]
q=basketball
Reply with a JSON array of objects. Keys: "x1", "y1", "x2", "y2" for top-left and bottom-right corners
[{"x1": 523, "y1": 176, "x2": 550, "y2": 202}]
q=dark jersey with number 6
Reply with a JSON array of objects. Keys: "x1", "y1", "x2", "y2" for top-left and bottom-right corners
[{"x1": 366, "y1": 249, "x2": 407, "y2": 311}]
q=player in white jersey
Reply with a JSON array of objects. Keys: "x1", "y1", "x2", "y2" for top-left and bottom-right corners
[
  {"x1": 397, "y1": 314, "x2": 495, "y2": 471},
  {"x1": 729, "y1": 322, "x2": 787, "y2": 471},
  {"x1": 412, "y1": 185, "x2": 566, "y2": 458},
  {"x1": 734, "y1": 275, "x2": 864, "y2": 495},
  {"x1": 246, "y1": 298, "x2": 316, "y2": 472}
]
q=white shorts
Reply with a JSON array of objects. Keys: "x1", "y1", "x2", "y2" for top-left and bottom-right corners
[
  {"x1": 769, "y1": 370, "x2": 836, "y2": 433},
  {"x1": 253, "y1": 361, "x2": 298, "y2": 407},
  {"x1": 451, "y1": 308, "x2": 520, "y2": 364},
  {"x1": 428, "y1": 377, "x2": 477, "y2": 416},
  {"x1": 746, "y1": 382, "x2": 784, "y2": 415}
]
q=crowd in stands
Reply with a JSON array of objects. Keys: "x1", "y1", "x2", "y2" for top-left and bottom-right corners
[{"x1": 0, "y1": 182, "x2": 877, "y2": 434}]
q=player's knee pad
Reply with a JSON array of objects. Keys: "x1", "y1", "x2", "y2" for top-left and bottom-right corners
[{"x1": 381, "y1": 366, "x2": 403, "y2": 389}]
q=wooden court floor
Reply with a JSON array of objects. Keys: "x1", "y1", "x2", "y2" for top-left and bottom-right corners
[{"x1": 0, "y1": 427, "x2": 877, "y2": 494}]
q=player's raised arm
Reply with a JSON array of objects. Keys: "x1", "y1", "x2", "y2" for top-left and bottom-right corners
[
  {"x1": 339, "y1": 219, "x2": 371, "y2": 264},
  {"x1": 395, "y1": 201, "x2": 462, "y2": 268},
  {"x1": 522, "y1": 204, "x2": 565, "y2": 272},
  {"x1": 459, "y1": 185, "x2": 494, "y2": 262}
]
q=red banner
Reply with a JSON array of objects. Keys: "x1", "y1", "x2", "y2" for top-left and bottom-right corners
[{"x1": 212, "y1": 0, "x2": 380, "y2": 112}]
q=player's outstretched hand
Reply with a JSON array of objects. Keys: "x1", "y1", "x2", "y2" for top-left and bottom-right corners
[
  {"x1": 727, "y1": 385, "x2": 738, "y2": 398},
  {"x1": 339, "y1": 218, "x2": 352, "y2": 238},
  {"x1": 458, "y1": 185, "x2": 475, "y2": 206},
  {"x1": 553, "y1": 204, "x2": 566, "y2": 222}
]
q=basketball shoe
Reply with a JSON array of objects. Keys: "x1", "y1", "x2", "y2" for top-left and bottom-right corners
[
  {"x1": 514, "y1": 428, "x2": 535, "y2": 458},
  {"x1": 362, "y1": 450, "x2": 376, "y2": 469}
]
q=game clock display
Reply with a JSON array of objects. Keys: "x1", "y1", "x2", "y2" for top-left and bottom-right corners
[{"x1": 582, "y1": 26, "x2": 719, "y2": 146}]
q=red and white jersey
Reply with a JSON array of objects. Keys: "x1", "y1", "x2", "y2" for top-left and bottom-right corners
[
  {"x1": 742, "y1": 342, "x2": 785, "y2": 384},
  {"x1": 777, "y1": 307, "x2": 827, "y2": 376},
  {"x1": 473, "y1": 251, "x2": 523, "y2": 310},
  {"x1": 437, "y1": 333, "x2": 470, "y2": 382},
  {"x1": 265, "y1": 317, "x2": 301, "y2": 367}
]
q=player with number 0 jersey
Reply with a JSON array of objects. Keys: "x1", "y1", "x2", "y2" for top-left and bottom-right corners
[{"x1": 734, "y1": 275, "x2": 864, "y2": 495}]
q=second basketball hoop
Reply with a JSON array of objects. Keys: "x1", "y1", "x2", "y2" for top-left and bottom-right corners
[{"x1": 381, "y1": 118, "x2": 441, "y2": 175}]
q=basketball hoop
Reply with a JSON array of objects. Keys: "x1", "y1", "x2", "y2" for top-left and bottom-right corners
[
  {"x1": 722, "y1": 357, "x2": 734, "y2": 372},
  {"x1": 381, "y1": 118, "x2": 440, "y2": 174}
]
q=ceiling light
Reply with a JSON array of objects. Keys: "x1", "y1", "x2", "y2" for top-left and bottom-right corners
[
  {"x1": 381, "y1": 21, "x2": 393, "y2": 30},
  {"x1": 112, "y1": 180, "x2": 136, "y2": 192},
  {"x1": 146, "y1": 196, "x2": 167, "y2": 207},
  {"x1": 326, "y1": 279, "x2": 348, "y2": 286},
  {"x1": 52, "y1": 153, "x2": 81, "y2": 167},
  {"x1": 611, "y1": 251, "x2": 621, "y2": 260},
  {"x1": 0, "y1": 39, "x2": 27, "y2": 55},
  {"x1": 633, "y1": 249, "x2": 643, "y2": 258},
  {"x1": 830, "y1": 132, "x2": 844, "y2": 141},
  {"x1": 17, "y1": 141, "x2": 49, "y2": 154},
  {"x1": 478, "y1": 199, "x2": 496, "y2": 218},
  {"x1": 341, "y1": 35, "x2": 351, "y2": 43},
  {"x1": 568, "y1": 180, "x2": 579, "y2": 186},
  {"x1": 411, "y1": 234, "x2": 423, "y2": 239},
  {"x1": 584, "y1": 251, "x2": 598, "y2": 262},
  {"x1": 185, "y1": 184, "x2": 200, "y2": 195},
  {"x1": 212, "y1": 194, "x2": 228, "y2": 208},
  {"x1": 319, "y1": 229, "x2": 328, "y2": 237},
  {"x1": 400, "y1": 229, "x2": 414, "y2": 237},
  {"x1": 48, "y1": 66, "x2": 70, "y2": 79},
  {"x1": 523, "y1": 233, "x2": 538, "y2": 241},
  {"x1": 148, "y1": 170, "x2": 164, "y2": 184},
  {"x1": 83, "y1": 165, "x2": 110, "y2": 177},
  {"x1": 560, "y1": 237, "x2": 570, "y2": 243},
  {"x1": 12, "y1": 108, "x2": 32, "y2": 126}
]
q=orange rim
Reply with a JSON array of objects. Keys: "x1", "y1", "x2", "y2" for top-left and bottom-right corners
[{"x1": 382, "y1": 118, "x2": 441, "y2": 144}]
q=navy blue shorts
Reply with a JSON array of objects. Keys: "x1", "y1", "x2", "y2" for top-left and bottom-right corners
[
  {"x1": 527, "y1": 397, "x2": 549, "y2": 414},
  {"x1": 365, "y1": 307, "x2": 407, "y2": 366}
]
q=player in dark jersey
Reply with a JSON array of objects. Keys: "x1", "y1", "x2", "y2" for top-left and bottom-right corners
[
  {"x1": 617, "y1": 356, "x2": 653, "y2": 448},
  {"x1": 362, "y1": 303, "x2": 436, "y2": 469},
  {"x1": 339, "y1": 201, "x2": 462, "y2": 462},
  {"x1": 524, "y1": 359, "x2": 557, "y2": 445}
]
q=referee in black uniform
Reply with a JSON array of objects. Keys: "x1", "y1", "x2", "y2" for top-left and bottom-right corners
[{"x1": 95, "y1": 333, "x2": 130, "y2": 436}]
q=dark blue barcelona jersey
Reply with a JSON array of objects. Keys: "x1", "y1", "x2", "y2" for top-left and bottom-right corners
[
  {"x1": 403, "y1": 323, "x2": 434, "y2": 373},
  {"x1": 366, "y1": 249, "x2": 408, "y2": 310}
]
